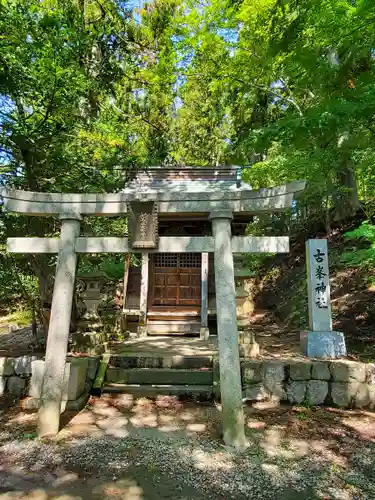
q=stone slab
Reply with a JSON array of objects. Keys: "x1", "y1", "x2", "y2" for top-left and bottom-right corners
[
  {"x1": 0, "y1": 357, "x2": 14, "y2": 376},
  {"x1": 66, "y1": 358, "x2": 88, "y2": 400},
  {"x1": 213, "y1": 357, "x2": 220, "y2": 400},
  {"x1": 239, "y1": 342, "x2": 260, "y2": 358},
  {"x1": 8, "y1": 376, "x2": 26, "y2": 396},
  {"x1": 331, "y1": 382, "x2": 361, "y2": 407},
  {"x1": 300, "y1": 330, "x2": 347, "y2": 359},
  {"x1": 29, "y1": 358, "x2": 88, "y2": 401},
  {"x1": 87, "y1": 357, "x2": 101, "y2": 381},
  {"x1": 311, "y1": 361, "x2": 331, "y2": 380},
  {"x1": 289, "y1": 361, "x2": 312, "y2": 380},
  {"x1": 368, "y1": 385, "x2": 375, "y2": 409},
  {"x1": 199, "y1": 327, "x2": 210, "y2": 340},
  {"x1": 263, "y1": 361, "x2": 286, "y2": 400},
  {"x1": 306, "y1": 380, "x2": 328, "y2": 405},
  {"x1": 29, "y1": 360, "x2": 70, "y2": 400},
  {"x1": 243, "y1": 384, "x2": 268, "y2": 401},
  {"x1": 0, "y1": 376, "x2": 6, "y2": 396},
  {"x1": 14, "y1": 355, "x2": 38, "y2": 376},
  {"x1": 355, "y1": 384, "x2": 370, "y2": 408},
  {"x1": 286, "y1": 381, "x2": 307, "y2": 404},
  {"x1": 367, "y1": 364, "x2": 375, "y2": 384},
  {"x1": 330, "y1": 360, "x2": 367, "y2": 382},
  {"x1": 242, "y1": 360, "x2": 263, "y2": 384},
  {"x1": 263, "y1": 361, "x2": 285, "y2": 383},
  {"x1": 66, "y1": 386, "x2": 90, "y2": 411}
]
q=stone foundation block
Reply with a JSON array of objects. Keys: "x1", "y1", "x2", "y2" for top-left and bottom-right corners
[
  {"x1": 29, "y1": 358, "x2": 88, "y2": 401},
  {"x1": 330, "y1": 360, "x2": 367, "y2": 382},
  {"x1": 67, "y1": 358, "x2": 88, "y2": 400},
  {"x1": 14, "y1": 355, "x2": 37, "y2": 377},
  {"x1": 242, "y1": 360, "x2": 263, "y2": 385},
  {"x1": 263, "y1": 361, "x2": 285, "y2": 383},
  {"x1": 137, "y1": 326, "x2": 148, "y2": 338},
  {"x1": 212, "y1": 357, "x2": 220, "y2": 400},
  {"x1": 331, "y1": 382, "x2": 357, "y2": 407},
  {"x1": 263, "y1": 361, "x2": 286, "y2": 401},
  {"x1": 70, "y1": 332, "x2": 105, "y2": 354},
  {"x1": 199, "y1": 327, "x2": 209, "y2": 341},
  {"x1": 289, "y1": 361, "x2": 312, "y2": 381},
  {"x1": 331, "y1": 382, "x2": 369, "y2": 408},
  {"x1": 8, "y1": 376, "x2": 26, "y2": 396},
  {"x1": 286, "y1": 381, "x2": 307, "y2": 404},
  {"x1": 87, "y1": 357, "x2": 101, "y2": 381},
  {"x1": 0, "y1": 357, "x2": 14, "y2": 376},
  {"x1": 355, "y1": 384, "x2": 370, "y2": 408},
  {"x1": 106, "y1": 368, "x2": 126, "y2": 384},
  {"x1": 312, "y1": 362, "x2": 331, "y2": 380},
  {"x1": 243, "y1": 384, "x2": 268, "y2": 401},
  {"x1": 267, "y1": 383, "x2": 286, "y2": 401},
  {"x1": 239, "y1": 331, "x2": 256, "y2": 345},
  {"x1": 366, "y1": 364, "x2": 375, "y2": 384},
  {"x1": 239, "y1": 342, "x2": 260, "y2": 358},
  {"x1": 29, "y1": 360, "x2": 70, "y2": 400},
  {"x1": 306, "y1": 380, "x2": 328, "y2": 405},
  {"x1": 0, "y1": 376, "x2": 6, "y2": 395},
  {"x1": 300, "y1": 331, "x2": 346, "y2": 358},
  {"x1": 368, "y1": 385, "x2": 375, "y2": 409}
]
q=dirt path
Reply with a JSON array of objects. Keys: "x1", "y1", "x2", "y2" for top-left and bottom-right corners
[{"x1": 1, "y1": 395, "x2": 375, "y2": 499}]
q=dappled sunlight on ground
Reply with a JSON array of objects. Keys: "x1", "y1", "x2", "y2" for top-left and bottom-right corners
[
  {"x1": 58, "y1": 395, "x2": 216, "y2": 441},
  {"x1": 1, "y1": 395, "x2": 375, "y2": 498}
]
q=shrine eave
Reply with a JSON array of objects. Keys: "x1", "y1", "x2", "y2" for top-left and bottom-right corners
[{"x1": 0, "y1": 180, "x2": 305, "y2": 217}]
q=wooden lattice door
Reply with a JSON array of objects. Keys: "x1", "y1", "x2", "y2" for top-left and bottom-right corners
[{"x1": 151, "y1": 253, "x2": 201, "y2": 307}]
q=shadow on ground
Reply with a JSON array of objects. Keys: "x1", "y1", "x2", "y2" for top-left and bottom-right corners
[{"x1": 0, "y1": 394, "x2": 375, "y2": 499}]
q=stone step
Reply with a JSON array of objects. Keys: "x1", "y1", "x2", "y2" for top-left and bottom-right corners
[
  {"x1": 146, "y1": 321, "x2": 201, "y2": 334},
  {"x1": 109, "y1": 355, "x2": 213, "y2": 370},
  {"x1": 102, "y1": 383, "x2": 213, "y2": 399},
  {"x1": 106, "y1": 367, "x2": 213, "y2": 385}
]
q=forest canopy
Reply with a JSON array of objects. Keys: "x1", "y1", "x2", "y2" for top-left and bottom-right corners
[{"x1": 1, "y1": 0, "x2": 375, "y2": 309}]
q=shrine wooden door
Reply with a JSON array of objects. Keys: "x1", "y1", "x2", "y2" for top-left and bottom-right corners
[{"x1": 150, "y1": 253, "x2": 201, "y2": 309}]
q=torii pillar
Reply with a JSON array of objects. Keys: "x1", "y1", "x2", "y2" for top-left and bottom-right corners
[
  {"x1": 210, "y1": 211, "x2": 247, "y2": 449},
  {"x1": 38, "y1": 215, "x2": 81, "y2": 436}
]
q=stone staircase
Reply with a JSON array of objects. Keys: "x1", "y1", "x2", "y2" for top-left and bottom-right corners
[{"x1": 101, "y1": 354, "x2": 215, "y2": 399}]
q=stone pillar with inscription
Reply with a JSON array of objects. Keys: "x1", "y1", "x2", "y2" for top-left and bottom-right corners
[{"x1": 301, "y1": 239, "x2": 346, "y2": 358}]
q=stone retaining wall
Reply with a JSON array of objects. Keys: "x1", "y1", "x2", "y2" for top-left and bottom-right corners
[
  {"x1": 0, "y1": 355, "x2": 100, "y2": 410},
  {"x1": 241, "y1": 359, "x2": 375, "y2": 408}
]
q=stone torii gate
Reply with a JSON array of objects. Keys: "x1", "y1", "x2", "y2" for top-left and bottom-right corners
[{"x1": 0, "y1": 179, "x2": 305, "y2": 448}]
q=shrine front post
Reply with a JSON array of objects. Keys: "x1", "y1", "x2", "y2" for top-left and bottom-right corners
[
  {"x1": 38, "y1": 215, "x2": 81, "y2": 437},
  {"x1": 209, "y1": 211, "x2": 247, "y2": 449}
]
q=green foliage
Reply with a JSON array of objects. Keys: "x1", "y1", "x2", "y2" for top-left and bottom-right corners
[
  {"x1": 1, "y1": 0, "x2": 375, "y2": 312},
  {"x1": 0, "y1": 254, "x2": 38, "y2": 313},
  {"x1": 342, "y1": 222, "x2": 375, "y2": 269}
]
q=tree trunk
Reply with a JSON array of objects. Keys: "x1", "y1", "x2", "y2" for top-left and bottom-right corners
[{"x1": 333, "y1": 165, "x2": 360, "y2": 221}]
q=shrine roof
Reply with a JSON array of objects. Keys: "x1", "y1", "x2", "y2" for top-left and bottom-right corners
[{"x1": 124, "y1": 166, "x2": 249, "y2": 193}]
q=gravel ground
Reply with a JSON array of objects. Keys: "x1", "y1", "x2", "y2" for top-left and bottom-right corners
[{"x1": 0, "y1": 396, "x2": 375, "y2": 499}]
